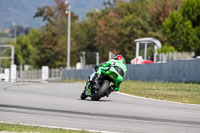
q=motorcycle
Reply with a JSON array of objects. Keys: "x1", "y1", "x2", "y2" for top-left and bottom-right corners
[{"x1": 80, "y1": 64, "x2": 125, "y2": 101}]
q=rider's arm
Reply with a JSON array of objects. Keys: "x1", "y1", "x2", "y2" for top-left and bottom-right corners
[
  {"x1": 98, "y1": 60, "x2": 112, "y2": 67},
  {"x1": 95, "y1": 60, "x2": 112, "y2": 74}
]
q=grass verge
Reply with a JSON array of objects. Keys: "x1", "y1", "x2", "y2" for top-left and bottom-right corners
[
  {"x1": 0, "y1": 123, "x2": 94, "y2": 133},
  {"x1": 120, "y1": 81, "x2": 200, "y2": 104}
]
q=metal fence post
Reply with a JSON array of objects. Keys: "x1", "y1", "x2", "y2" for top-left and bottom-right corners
[
  {"x1": 96, "y1": 52, "x2": 99, "y2": 65},
  {"x1": 83, "y1": 52, "x2": 86, "y2": 69}
]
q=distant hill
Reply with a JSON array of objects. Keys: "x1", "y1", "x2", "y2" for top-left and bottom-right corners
[{"x1": 0, "y1": 0, "x2": 110, "y2": 28}]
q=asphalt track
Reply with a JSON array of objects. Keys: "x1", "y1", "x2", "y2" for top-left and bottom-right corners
[{"x1": 0, "y1": 82, "x2": 200, "y2": 133}]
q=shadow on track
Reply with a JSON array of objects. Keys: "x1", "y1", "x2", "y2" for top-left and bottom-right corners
[{"x1": 78, "y1": 99, "x2": 112, "y2": 102}]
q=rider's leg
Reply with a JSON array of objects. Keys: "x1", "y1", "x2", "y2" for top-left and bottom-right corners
[{"x1": 114, "y1": 81, "x2": 121, "y2": 91}]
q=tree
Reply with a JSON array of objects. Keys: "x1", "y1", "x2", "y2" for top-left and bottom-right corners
[
  {"x1": 95, "y1": 10, "x2": 122, "y2": 61},
  {"x1": 15, "y1": 29, "x2": 43, "y2": 68},
  {"x1": 34, "y1": 0, "x2": 79, "y2": 67},
  {"x1": 91, "y1": 0, "x2": 181, "y2": 62},
  {"x1": 163, "y1": 0, "x2": 200, "y2": 56},
  {"x1": 16, "y1": 0, "x2": 186, "y2": 67}
]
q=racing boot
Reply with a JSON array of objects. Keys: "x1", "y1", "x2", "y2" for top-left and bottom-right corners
[
  {"x1": 106, "y1": 89, "x2": 112, "y2": 97},
  {"x1": 106, "y1": 86, "x2": 115, "y2": 97}
]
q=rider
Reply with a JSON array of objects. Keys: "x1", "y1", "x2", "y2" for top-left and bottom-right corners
[{"x1": 92, "y1": 55, "x2": 127, "y2": 92}]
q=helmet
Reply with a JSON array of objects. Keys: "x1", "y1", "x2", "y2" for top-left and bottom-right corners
[{"x1": 114, "y1": 55, "x2": 123, "y2": 60}]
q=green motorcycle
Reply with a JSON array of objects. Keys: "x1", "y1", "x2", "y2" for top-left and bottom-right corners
[{"x1": 80, "y1": 57, "x2": 127, "y2": 101}]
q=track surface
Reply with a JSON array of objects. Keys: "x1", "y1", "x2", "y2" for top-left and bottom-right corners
[{"x1": 0, "y1": 82, "x2": 200, "y2": 133}]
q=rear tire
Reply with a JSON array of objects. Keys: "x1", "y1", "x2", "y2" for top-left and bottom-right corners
[
  {"x1": 80, "y1": 90, "x2": 87, "y2": 100},
  {"x1": 91, "y1": 80, "x2": 110, "y2": 101}
]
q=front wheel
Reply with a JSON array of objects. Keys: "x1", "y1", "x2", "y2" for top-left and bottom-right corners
[
  {"x1": 80, "y1": 90, "x2": 87, "y2": 100},
  {"x1": 91, "y1": 80, "x2": 110, "y2": 101}
]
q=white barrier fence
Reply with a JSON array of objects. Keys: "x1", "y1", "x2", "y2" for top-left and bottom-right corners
[
  {"x1": 18, "y1": 67, "x2": 63, "y2": 82},
  {"x1": 0, "y1": 65, "x2": 17, "y2": 82},
  {"x1": 19, "y1": 69, "x2": 42, "y2": 81},
  {"x1": 158, "y1": 52, "x2": 195, "y2": 62},
  {"x1": 0, "y1": 66, "x2": 63, "y2": 82}
]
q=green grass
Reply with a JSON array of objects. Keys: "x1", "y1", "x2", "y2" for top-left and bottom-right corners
[
  {"x1": 120, "y1": 81, "x2": 200, "y2": 104},
  {"x1": 0, "y1": 123, "x2": 94, "y2": 133}
]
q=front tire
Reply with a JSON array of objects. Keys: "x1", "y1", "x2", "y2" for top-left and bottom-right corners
[
  {"x1": 91, "y1": 80, "x2": 110, "y2": 101},
  {"x1": 80, "y1": 90, "x2": 87, "y2": 100}
]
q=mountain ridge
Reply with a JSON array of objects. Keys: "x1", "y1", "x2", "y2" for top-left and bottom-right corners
[{"x1": 0, "y1": 0, "x2": 108, "y2": 28}]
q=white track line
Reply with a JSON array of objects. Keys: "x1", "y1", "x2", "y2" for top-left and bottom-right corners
[
  {"x1": 117, "y1": 92, "x2": 200, "y2": 107},
  {"x1": 0, "y1": 121, "x2": 120, "y2": 133}
]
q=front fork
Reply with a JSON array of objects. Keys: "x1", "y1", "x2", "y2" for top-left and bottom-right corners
[
  {"x1": 85, "y1": 81, "x2": 92, "y2": 96},
  {"x1": 85, "y1": 71, "x2": 100, "y2": 96}
]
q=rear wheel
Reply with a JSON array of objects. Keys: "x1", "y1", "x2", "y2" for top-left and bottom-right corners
[{"x1": 91, "y1": 80, "x2": 110, "y2": 101}]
